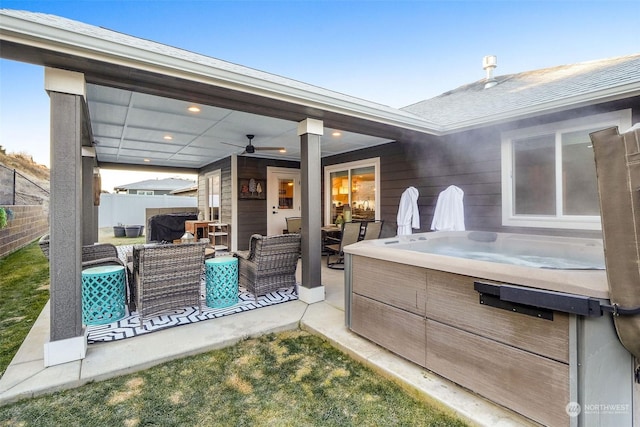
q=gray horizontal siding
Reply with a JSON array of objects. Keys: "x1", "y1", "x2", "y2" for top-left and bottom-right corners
[{"x1": 324, "y1": 100, "x2": 640, "y2": 239}]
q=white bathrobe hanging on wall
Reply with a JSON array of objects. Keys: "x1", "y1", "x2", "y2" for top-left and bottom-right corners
[
  {"x1": 430, "y1": 185, "x2": 465, "y2": 231},
  {"x1": 397, "y1": 186, "x2": 420, "y2": 236}
]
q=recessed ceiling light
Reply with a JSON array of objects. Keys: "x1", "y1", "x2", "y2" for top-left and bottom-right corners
[
  {"x1": 163, "y1": 135, "x2": 173, "y2": 140},
  {"x1": 332, "y1": 131, "x2": 342, "y2": 137},
  {"x1": 143, "y1": 158, "x2": 151, "y2": 162},
  {"x1": 279, "y1": 148, "x2": 287, "y2": 153},
  {"x1": 188, "y1": 106, "x2": 200, "y2": 113}
]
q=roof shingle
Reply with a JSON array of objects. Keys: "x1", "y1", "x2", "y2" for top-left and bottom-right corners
[{"x1": 403, "y1": 54, "x2": 640, "y2": 131}]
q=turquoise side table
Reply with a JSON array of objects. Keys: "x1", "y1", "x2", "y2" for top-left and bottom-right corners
[
  {"x1": 205, "y1": 257, "x2": 238, "y2": 308},
  {"x1": 81, "y1": 265, "x2": 126, "y2": 325}
]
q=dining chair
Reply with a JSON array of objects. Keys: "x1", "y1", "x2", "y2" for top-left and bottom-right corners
[
  {"x1": 285, "y1": 217, "x2": 302, "y2": 234},
  {"x1": 362, "y1": 220, "x2": 384, "y2": 240},
  {"x1": 326, "y1": 222, "x2": 362, "y2": 269}
]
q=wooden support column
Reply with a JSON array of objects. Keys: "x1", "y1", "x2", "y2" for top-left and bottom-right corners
[
  {"x1": 297, "y1": 118, "x2": 325, "y2": 303},
  {"x1": 44, "y1": 68, "x2": 87, "y2": 366}
]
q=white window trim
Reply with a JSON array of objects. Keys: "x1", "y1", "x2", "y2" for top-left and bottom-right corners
[
  {"x1": 136, "y1": 190, "x2": 154, "y2": 195},
  {"x1": 205, "y1": 169, "x2": 221, "y2": 222},
  {"x1": 501, "y1": 109, "x2": 632, "y2": 230},
  {"x1": 324, "y1": 157, "x2": 380, "y2": 226}
]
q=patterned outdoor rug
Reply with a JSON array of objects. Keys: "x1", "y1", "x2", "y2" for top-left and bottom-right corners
[
  {"x1": 87, "y1": 245, "x2": 298, "y2": 344},
  {"x1": 86, "y1": 285, "x2": 298, "y2": 344}
]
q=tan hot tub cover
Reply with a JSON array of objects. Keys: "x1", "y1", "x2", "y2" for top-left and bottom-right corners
[{"x1": 590, "y1": 125, "x2": 640, "y2": 360}]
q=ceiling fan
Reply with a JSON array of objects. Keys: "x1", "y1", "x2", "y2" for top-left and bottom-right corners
[
  {"x1": 221, "y1": 135, "x2": 286, "y2": 154},
  {"x1": 244, "y1": 134, "x2": 286, "y2": 154}
]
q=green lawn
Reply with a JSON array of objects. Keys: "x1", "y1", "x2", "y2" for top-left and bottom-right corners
[
  {"x1": 98, "y1": 227, "x2": 146, "y2": 246},
  {"x1": 0, "y1": 241, "x2": 49, "y2": 377},
  {"x1": 0, "y1": 331, "x2": 467, "y2": 426},
  {"x1": 0, "y1": 242, "x2": 467, "y2": 426}
]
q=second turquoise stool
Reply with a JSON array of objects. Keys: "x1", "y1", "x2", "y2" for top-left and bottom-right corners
[{"x1": 205, "y1": 257, "x2": 238, "y2": 308}]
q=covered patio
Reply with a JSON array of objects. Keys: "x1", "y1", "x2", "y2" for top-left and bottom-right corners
[{"x1": 0, "y1": 9, "x2": 440, "y2": 367}]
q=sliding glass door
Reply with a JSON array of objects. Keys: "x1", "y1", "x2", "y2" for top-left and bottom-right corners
[{"x1": 324, "y1": 158, "x2": 379, "y2": 225}]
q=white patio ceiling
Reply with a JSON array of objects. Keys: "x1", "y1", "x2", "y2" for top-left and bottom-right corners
[
  {"x1": 2, "y1": 9, "x2": 439, "y2": 173},
  {"x1": 87, "y1": 84, "x2": 393, "y2": 170}
]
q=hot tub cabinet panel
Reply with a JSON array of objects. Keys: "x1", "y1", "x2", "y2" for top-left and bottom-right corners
[
  {"x1": 426, "y1": 320, "x2": 569, "y2": 427},
  {"x1": 351, "y1": 294, "x2": 426, "y2": 366},
  {"x1": 426, "y1": 270, "x2": 570, "y2": 363},
  {"x1": 352, "y1": 257, "x2": 427, "y2": 316},
  {"x1": 345, "y1": 233, "x2": 635, "y2": 427}
]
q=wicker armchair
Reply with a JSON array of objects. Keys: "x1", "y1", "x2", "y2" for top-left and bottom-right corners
[
  {"x1": 38, "y1": 234, "x2": 50, "y2": 259},
  {"x1": 235, "y1": 234, "x2": 301, "y2": 299},
  {"x1": 132, "y1": 242, "x2": 207, "y2": 323},
  {"x1": 39, "y1": 234, "x2": 124, "y2": 269},
  {"x1": 40, "y1": 233, "x2": 130, "y2": 306}
]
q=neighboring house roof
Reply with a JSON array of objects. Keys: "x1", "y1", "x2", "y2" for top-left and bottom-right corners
[
  {"x1": 403, "y1": 54, "x2": 640, "y2": 132},
  {"x1": 114, "y1": 178, "x2": 195, "y2": 192},
  {"x1": 170, "y1": 184, "x2": 198, "y2": 195}
]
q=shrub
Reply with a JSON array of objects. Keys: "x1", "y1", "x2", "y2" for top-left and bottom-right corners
[{"x1": 0, "y1": 208, "x2": 7, "y2": 229}]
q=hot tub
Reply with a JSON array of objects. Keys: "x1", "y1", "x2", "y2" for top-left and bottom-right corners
[{"x1": 343, "y1": 231, "x2": 634, "y2": 426}]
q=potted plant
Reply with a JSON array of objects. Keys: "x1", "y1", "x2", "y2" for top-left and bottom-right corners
[
  {"x1": 0, "y1": 207, "x2": 13, "y2": 230},
  {"x1": 125, "y1": 225, "x2": 141, "y2": 237},
  {"x1": 0, "y1": 208, "x2": 7, "y2": 230},
  {"x1": 113, "y1": 223, "x2": 125, "y2": 237}
]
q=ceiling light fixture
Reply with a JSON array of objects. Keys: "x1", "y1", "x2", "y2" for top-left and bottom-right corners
[
  {"x1": 163, "y1": 135, "x2": 173, "y2": 140},
  {"x1": 279, "y1": 148, "x2": 287, "y2": 153},
  {"x1": 332, "y1": 131, "x2": 342, "y2": 137},
  {"x1": 188, "y1": 106, "x2": 200, "y2": 113},
  {"x1": 143, "y1": 158, "x2": 151, "y2": 162}
]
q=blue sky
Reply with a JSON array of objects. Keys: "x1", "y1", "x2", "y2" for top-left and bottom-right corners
[{"x1": 1, "y1": 0, "x2": 639, "y2": 187}]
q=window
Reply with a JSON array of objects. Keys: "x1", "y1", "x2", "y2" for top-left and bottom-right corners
[
  {"x1": 136, "y1": 190, "x2": 154, "y2": 195},
  {"x1": 324, "y1": 158, "x2": 379, "y2": 225},
  {"x1": 278, "y1": 178, "x2": 295, "y2": 210},
  {"x1": 501, "y1": 110, "x2": 631, "y2": 230},
  {"x1": 206, "y1": 170, "x2": 221, "y2": 221}
]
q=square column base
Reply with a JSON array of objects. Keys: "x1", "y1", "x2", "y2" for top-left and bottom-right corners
[
  {"x1": 44, "y1": 328, "x2": 87, "y2": 367},
  {"x1": 297, "y1": 285, "x2": 325, "y2": 304}
]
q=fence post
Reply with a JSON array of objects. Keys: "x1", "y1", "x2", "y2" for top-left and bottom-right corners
[{"x1": 12, "y1": 168, "x2": 16, "y2": 205}]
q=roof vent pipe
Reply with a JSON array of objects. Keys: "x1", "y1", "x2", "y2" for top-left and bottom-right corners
[{"x1": 483, "y1": 55, "x2": 498, "y2": 89}]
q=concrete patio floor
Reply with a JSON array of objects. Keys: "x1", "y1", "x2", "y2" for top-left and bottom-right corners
[{"x1": 0, "y1": 258, "x2": 535, "y2": 426}]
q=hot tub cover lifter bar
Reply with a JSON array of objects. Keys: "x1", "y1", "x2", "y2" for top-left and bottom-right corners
[{"x1": 474, "y1": 281, "x2": 640, "y2": 319}]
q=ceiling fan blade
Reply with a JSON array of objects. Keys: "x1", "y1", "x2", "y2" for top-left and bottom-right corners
[{"x1": 254, "y1": 146, "x2": 286, "y2": 151}]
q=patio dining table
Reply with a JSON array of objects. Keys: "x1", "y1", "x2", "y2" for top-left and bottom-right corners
[
  {"x1": 321, "y1": 225, "x2": 341, "y2": 233},
  {"x1": 321, "y1": 225, "x2": 342, "y2": 253}
]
